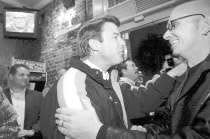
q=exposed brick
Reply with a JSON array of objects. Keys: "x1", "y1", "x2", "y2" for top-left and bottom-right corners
[{"x1": 40, "y1": 0, "x2": 88, "y2": 84}]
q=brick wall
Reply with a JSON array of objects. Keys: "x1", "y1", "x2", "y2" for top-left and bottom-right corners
[{"x1": 40, "y1": 0, "x2": 90, "y2": 84}]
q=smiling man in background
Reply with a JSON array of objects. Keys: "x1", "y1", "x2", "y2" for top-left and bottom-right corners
[{"x1": 4, "y1": 64, "x2": 43, "y2": 139}]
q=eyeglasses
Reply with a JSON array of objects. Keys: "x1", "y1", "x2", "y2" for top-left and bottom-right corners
[{"x1": 166, "y1": 14, "x2": 205, "y2": 31}]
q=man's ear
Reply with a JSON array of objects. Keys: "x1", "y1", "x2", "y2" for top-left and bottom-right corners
[
  {"x1": 88, "y1": 39, "x2": 101, "y2": 51},
  {"x1": 200, "y1": 17, "x2": 210, "y2": 36}
]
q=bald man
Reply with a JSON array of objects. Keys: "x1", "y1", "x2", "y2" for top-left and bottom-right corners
[{"x1": 55, "y1": 0, "x2": 210, "y2": 139}]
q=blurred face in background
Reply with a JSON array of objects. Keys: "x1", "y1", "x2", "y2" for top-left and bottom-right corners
[{"x1": 122, "y1": 60, "x2": 139, "y2": 81}]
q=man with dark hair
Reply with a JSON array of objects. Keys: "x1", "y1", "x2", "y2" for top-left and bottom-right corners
[
  {"x1": 8, "y1": 64, "x2": 30, "y2": 75},
  {"x1": 41, "y1": 15, "x2": 129, "y2": 139},
  {"x1": 4, "y1": 64, "x2": 43, "y2": 139},
  {"x1": 55, "y1": 0, "x2": 210, "y2": 139}
]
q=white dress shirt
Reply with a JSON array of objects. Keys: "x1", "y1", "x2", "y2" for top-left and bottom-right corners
[{"x1": 10, "y1": 89, "x2": 26, "y2": 130}]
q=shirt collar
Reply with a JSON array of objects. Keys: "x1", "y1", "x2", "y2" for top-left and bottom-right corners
[
  {"x1": 119, "y1": 77, "x2": 136, "y2": 86},
  {"x1": 10, "y1": 88, "x2": 26, "y2": 96},
  {"x1": 83, "y1": 60, "x2": 109, "y2": 80}
]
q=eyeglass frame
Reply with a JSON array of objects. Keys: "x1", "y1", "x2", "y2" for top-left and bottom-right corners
[{"x1": 166, "y1": 14, "x2": 205, "y2": 31}]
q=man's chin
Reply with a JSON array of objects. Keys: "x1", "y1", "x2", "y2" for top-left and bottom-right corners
[{"x1": 172, "y1": 50, "x2": 180, "y2": 56}]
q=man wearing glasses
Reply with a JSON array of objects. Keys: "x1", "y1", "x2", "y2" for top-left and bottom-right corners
[{"x1": 55, "y1": 0, "x2": 210, "y2": 139}]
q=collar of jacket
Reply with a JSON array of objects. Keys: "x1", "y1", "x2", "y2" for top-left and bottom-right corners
[
  {"x1": 3, "y1": 88, "x2": 29, "y2": 104},
  {"x1": 174, "y1": 54, "x2": 210, "y2": 103},
  {"x1": 175, "y1": 54, "x2": 210, "y2": 83},
  {"x1": 69, "y1": 56, "x2": 112, "y2": 89}
]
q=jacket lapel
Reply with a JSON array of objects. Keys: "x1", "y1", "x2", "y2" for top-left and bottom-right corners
[
  {"x1": 188, "y1": 83, "x2": 210, "y2": 124},
  {"x1": 172, "y1": 57, "x2": 210, "y2": 132},
  {"x1": 24, "y1": 89, "x2": 29, "y2": 128},
  {"x1": 111, "y1": 82, "x2": 127, "y2": 128},
  {"x1": 176, "y1": 61, "x2": 210, "y2": 102},
  {"x1": 187, "y1": 61, "x2": 210, "y2": 124}
]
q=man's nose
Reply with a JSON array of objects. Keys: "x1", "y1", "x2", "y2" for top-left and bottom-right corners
[{"x1": 163, "y1": 30, "x2": 171, "y2": 40}]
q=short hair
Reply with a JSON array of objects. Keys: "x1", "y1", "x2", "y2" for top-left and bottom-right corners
[
  {"x1": 77, "y1": 15, "x2": 120, "y2": 58},
  {"x1": 170, "y1": 0, "x2": 210, "y2": 21},
  {"x1": 9, "y1": 64, "x2": 30, "y2": 75},
  {"x1": 116, "y1": 58, "x2": 131, "y2": 77}
]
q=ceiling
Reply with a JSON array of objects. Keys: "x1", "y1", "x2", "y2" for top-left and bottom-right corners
[{"x1": 0, "y1": 0, "x2": 53, "y2": 9}]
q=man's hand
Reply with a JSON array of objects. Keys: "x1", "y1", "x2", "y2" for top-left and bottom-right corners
[
  {"x1": 18, "y1": 129, "x2": 34, "y2": 137},
  {"x1": 55, "y1": 100, "x2": 102, "y2": 139}
]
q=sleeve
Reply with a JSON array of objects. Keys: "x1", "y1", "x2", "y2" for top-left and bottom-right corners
[
  {"x1": 132, "y1": 73, "x2": 176, "y2": 117},
  {"x1": 57, "y1": 68, "x2": 87, "y2": 109},
  {"x1": 57, "y1": 68, "x2": 100, "y2": 139},
  {"x1": 96, "y1": 98, "x2": 210, "y2": 139}
]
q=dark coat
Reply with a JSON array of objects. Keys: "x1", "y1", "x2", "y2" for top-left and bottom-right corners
[
  {"x1": 40, "y1": 57, "x2": 126, "y2": 139},
  {"x1": 97, "y1": 55, "x2": 210, "y2": 139},
  {"x1": 120, "y1": 75, "x2": 175, "y2": 122},
  {"x1": 120, "y1": 82, "x2": 144, "y2": 120},
  {"x1": 132, "y1": 74, "x2": 176, "y2": 118},
  {"x1": 4, "y1": 88, "x2": 43, "y2": 139}
]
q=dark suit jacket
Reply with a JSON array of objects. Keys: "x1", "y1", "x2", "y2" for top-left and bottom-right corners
[
  {"x1": 97, "y1": 55, "x2": 210, "y2": 139},
  {"x1": 4, "y1": 88, "x2": 43, "y2": 139},
  {"x1": 40, "y1": 57, "x2": 126, "y2": 139}
]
